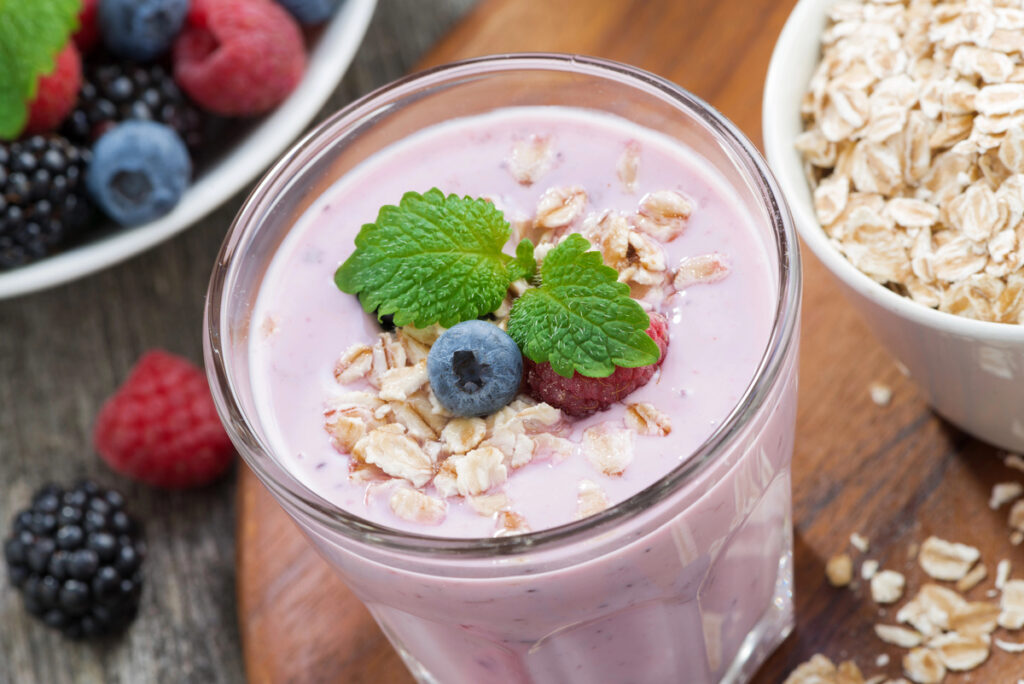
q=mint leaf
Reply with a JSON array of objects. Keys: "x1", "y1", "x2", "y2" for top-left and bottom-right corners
[
  {"x1": 508, "y1": 238, "x2": 536, "y2": 283},
  {"x1": 0, "y1": 0, "x2": 81, "y2": 139},
  {"x1": 335, "y1": 189, "x2": 530, "y2": 328},
  {"x1": 507, "y1": 234, "x2": 660, "y2": 378}
]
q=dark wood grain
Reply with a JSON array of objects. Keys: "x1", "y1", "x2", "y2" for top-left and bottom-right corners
[
  {"x1": 0, "y1": 2, "x2": 476, "y2": 684},
  {"x1": 236, "y1": 0, "x2": 1024, "y2": 682}
]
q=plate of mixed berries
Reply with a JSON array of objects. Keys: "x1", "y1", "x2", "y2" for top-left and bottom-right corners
[{"x1": 0, "y1": 0, "x2": 376, "y2": 298}]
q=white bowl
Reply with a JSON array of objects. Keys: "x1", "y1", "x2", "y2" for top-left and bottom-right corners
[
  {"x1": 763, "y1": 0, "x2": 1024, "y2": 452},
  {"x1": 0, "y1": 0, "x2": 377, "y2": 300}
]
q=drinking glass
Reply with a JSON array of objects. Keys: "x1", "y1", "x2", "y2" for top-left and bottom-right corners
[{"x1": 205, "y1": 54, "x2": 802, "y2": 684}]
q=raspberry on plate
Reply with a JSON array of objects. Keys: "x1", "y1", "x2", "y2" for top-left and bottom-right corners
[
  {"x1": 24, "y1": 43, "x2": 82, "y2": 135},
  {"x1": 86, "y1": 121, "x2": 191, "y2": 226},
  {"x1": 523, "y1": 312, "x2": 670, "y2": 417},
  {"x1": 2, "y1": 480, "x2": 145, "y2": 639},
  {"x1": 99, "y1": 0, "x2": 189, "y2": 62},
  {"x1": 173, "y1": 0, "x2": 307, "y2": 117},
  {"x1": 93, "y1": 350, "x2": 234, "y2": 489},
  {"x1": 73, "y1": 0, "x2": 100, "y2": 53}
]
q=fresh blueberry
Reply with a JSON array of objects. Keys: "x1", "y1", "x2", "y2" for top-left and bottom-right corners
[
  {"x1": 99, "y1": 0, "x2": 188, "y2": 61},
  {"x1": 276, "y1": 0, "x2": 343, "y2": 25},
  {"x1": 426, "y1": 320, "x2": 523, "y2": 417},
  {"x1": 87, "y1": 121, "x2": 191, "y2": 227}
]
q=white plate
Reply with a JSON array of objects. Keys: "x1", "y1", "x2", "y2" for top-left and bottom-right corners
[{"x1": 0, "y1": 0, "x2": 377, "y2": 299}]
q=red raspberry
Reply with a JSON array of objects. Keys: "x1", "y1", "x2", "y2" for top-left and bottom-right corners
[
  {"x1": 24, "y1": 43, "x2": 82, "y2": 135},
  {"x1": 93, "y1": 351, "x2": 235, "y2": 489},
  {"x1": 523, "y1": 313, "x2": 670, "y2": 417},
  {"x1": 73, "y1": 0, "x2": 100, "y2": 53},
  {"x1": 172, "y1": 0, "x2": 306, "y2": 116}
]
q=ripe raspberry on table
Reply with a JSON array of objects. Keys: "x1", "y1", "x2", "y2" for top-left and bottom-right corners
[
  {"x1": 523, "y1": 312, "x2": 670, "y2": 417},
  {"x1": 93, "y1": 350, "x2": 234, "y2": 489}
]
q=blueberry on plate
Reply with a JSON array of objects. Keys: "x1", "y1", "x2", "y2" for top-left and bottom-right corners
[
  {"x1": 276, "y1": 0, "x2": 343, "y2": 25},
  {"x1": 3, "y1": 481, "x2": 145, "y2": 639},
  {"x1": 427, "y1": 320, "x2": 523, "y2": 417},
  {"x1": 87, "y1": 121, "x2": 191, "y2": 227},
  {"x1": 99, "y1": 0, "x2": 189, "y2": 62}
]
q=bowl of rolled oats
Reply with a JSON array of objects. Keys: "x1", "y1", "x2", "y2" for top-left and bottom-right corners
[{"x1": 764, "y1": 0, "x2": 1024, "y2": 452}]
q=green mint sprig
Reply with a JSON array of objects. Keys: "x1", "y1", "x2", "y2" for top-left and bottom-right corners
[
  {"x1": 0, "y1": 0, "x2": 82, "y2": 139},
  {"x1": 335, "y1": 189, "x2": 659, "y2": 378},
  {"x1": 335, "y1": 189, "x2": 536, "y2": 328},
  {"x1": 506, "y1": 234, "x2": 659, "y2": 378}
]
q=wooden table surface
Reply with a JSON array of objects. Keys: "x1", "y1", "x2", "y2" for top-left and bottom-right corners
[
  {"x1": 0, "y1": 2, "x2": 475, "y2": 683},
  {"x1": 235, "y1": 1, "x2": 1024, "y2": 683}
]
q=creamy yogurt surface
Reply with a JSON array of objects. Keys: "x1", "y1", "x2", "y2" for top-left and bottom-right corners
[{"x1": 248, "y1": 105, "x2": 776, "y2": 538}]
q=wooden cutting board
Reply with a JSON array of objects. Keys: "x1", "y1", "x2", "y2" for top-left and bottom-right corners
[{"x1": 236, "y1": 0, "x2": 1024, "y2": 681}]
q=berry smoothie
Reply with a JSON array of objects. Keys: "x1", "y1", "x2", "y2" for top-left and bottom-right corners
[
  {"x1": 240, "y1": 104, "x2": 799, "y2": 683},
  {"x1": 251, "y1": 107, "x2": 775, "y2": 536}
]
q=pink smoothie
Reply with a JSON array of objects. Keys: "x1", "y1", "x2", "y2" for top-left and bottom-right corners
[
  {"x1": 246, "y1": 106, "x2": 797, "y2": 683},
  {"x1": 250, "y1": 106, "x2": 775, "y2": 536}
]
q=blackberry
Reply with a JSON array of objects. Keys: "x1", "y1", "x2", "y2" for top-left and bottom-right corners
[
  {"x1": 64, "y1": 58, "x2": 204, "y2": 149},
  {"x1": 3, "y1": 481, "x2": 145, "y2": 639},
  {"x1": 0, "y1": 135, "x2": 93, "y2": 269}
]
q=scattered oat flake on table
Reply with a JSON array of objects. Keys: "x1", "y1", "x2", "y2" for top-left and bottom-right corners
[
  {"x1": 918, "y1": 536, "x2": 980, "y2": 581},
  {"x1": 927, "y1": 631, "x2": 990, "y2": 672},
  {"x1": 872, "y1": 569, "x2": 906, "y2": 604},
  {"x1": 1009, "y1": 498, "x2": 1024, "y2": 531},
  {"x1": 950, "y1": 601, "x2": 1001, "y2": 637},
  {"x1": 782, "y1": 654, "x2": 865, "y2": 684},
  {"x1": 902, "y1": 647, "x2": 945, "y2": 684},
  {"x1": 899, "y1": 584, "x2": 966, "y2": 637},
  {"x1": 996, "y1": 559, "x2": 1012, "y2": 590},
  {"x1": 1006, "y1": 454, "x2": 1024, "y2": 473},
  {"x1": 869, "y1": 382, "x2": 892, "y2": 407},
  {"x1": 875, "y1": 624, "x2": 924, "y2": 648},
  {"x1": 999, "y1": 579, "x2": 1024, "y2": 629},
  {"x1": 995, "y1": 637, "x2": 1024, "y2": 653},
  {"x1": 862, "y1": 559, "x2": 880, "y2": 580},
  {"x1": 990, "y1": 482, "x2": 1024, "y2": 509},
  {"x1": 851, "y1": 532, "x2": 870, "y2": 553},
  {"x1": 827, "y1": 552, "x2": 854, "y2": 587},
  {"x1": 955, "y1": 563, "x2": 987, "y2": 593},
  {"x1": 781, "y1": 653, "x2": 836, "y2": 684}
]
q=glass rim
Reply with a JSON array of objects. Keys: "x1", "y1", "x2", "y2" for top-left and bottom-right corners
[{"x1": 204, "y1": 52, "x2": 802, "y2": 559}]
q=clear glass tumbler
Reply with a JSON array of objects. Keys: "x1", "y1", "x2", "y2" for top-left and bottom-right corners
[{"x1": 204, "y1": 54, "x2": 802, "y2": 684}]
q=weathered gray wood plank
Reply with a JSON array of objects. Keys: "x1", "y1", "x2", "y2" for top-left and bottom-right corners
[{"x1": 0, "y1": 2, "x2": 476, "y2": 682}]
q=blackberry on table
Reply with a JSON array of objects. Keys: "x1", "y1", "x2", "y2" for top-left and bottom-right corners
[
  {"x1": 0, "y1": 135, "x2": 93, "y2": 269},
  {"x1": 64, "y1": 58, "x2": 205, "y2": 149},
  {"x1": 3, "y1": 481, "x2": 145, "y2": 639}
]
